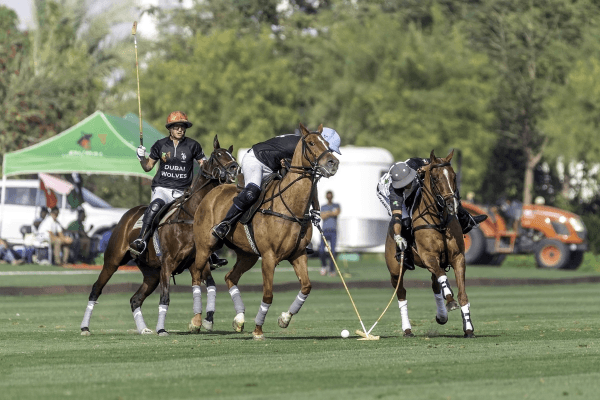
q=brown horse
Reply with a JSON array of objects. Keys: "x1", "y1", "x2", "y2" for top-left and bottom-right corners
[
  {"x1": 190, "y1": 124, "x2": 339, "y2": 340},
  {"x1": 385, "y1": 150, "x2": 475, "y2": 338},
  {"x1": 80, "y1": 136, "x2": 238, "y2": 336}
]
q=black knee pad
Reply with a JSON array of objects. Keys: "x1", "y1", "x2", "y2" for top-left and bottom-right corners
[
  {"x1": 143, "y1": 199, "x2": 166, "y2": 225},
  {"x1": 233, "y1": 183, "x2": 261, "y2": 210}
]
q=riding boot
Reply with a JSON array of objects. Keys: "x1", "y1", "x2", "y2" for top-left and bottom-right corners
[
  {"x1": 129, "y1": 199, "x2": 165, "y2": 256},
  {"x1": 212, "y1": 204, "x2": 244, "y2": 240},
  {"x1": 458, "y1": 206, "x2": 488, "y2": 234},
  {"x1": 209, "y1": 252, "x2": 228, "y2": 270}
]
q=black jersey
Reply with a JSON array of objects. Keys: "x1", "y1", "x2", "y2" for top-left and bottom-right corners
[
  {"x1": 149, "y1": 136, "x2": 205, "y2": 190},
  {"x1": 252, "y1": 134, "x2": 301, "y2": 171}
]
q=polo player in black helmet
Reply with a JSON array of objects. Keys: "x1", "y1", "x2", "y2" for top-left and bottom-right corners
[{"x1": 377, "y1": 158, "x2": 487, "y2": 269}]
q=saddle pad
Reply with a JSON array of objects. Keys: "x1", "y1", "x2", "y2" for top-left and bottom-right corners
[
  {"x1": 132, "y1": 206, "x2": 179, "y2": 231},
  {"x1": 240, "y1": 172, "x2": 282, "y2": 225}
]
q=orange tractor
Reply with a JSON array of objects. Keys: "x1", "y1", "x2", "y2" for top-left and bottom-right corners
[{"x1": 462, "y1": 202, "x2": 588, "y2": 269}]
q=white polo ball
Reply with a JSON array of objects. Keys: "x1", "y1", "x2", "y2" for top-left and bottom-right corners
[{"x1": 341, "y1": 329, "x2": 349, "y2": 338}]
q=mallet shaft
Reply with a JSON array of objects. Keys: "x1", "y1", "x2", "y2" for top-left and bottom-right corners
[{"x1": 132, "y1": 21, "x2": 143, "y2": 146}]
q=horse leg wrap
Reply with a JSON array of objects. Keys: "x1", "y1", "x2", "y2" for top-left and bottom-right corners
[
  {"x1": 289, "y1": 291, "x2": 308, "y2": 315},
  {"x1": 229, "y1": 285, "x2": 245, "y2": 314},
  {"x1": 461, "y1": 303, "x2": 473, "y2": 332},
  {"x1": 80, "y1": 301, "x2": 96, "y2": 330},
  {"x1": 206, "y1": 285, "x2": 216, "y2": 314},
  {"x1": 434, "y1": 293, "x2": 448, "y2": 322},
  {"x1": 254, "y1": 301, "x2": 271, "y2": 326},
  {"x1": 398, "y1": 300, "x2": 412, "y2": 331},
  {"x1": 132, "y1": 307, "x2": 149, "y2": 333},
  {"x1": 437, "y1": 275, "x2": 454, "y2": 299},
  {"x1": 156, "y1": 305, "x2": 168, "y2": 333},
  {"x1": 192, "y1": 285, "x2": 202, "y2": 315}
]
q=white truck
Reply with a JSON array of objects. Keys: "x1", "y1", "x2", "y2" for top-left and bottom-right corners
[{"x1": 238, "y1": 146, "x2": 394, "y2": 252}]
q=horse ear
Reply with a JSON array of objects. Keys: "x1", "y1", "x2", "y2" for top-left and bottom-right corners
[
  {"x1": 228, "y1": 145, "x2": 234, "y2": 154},
  {"x1": 213, "y1": 135, "x2": 220, "y2": 149},
  {"x1": 317, "y1": 124, "x2": 323, "y2": 134},
  {"x1": 299, "y1": 123, "x2": 310, "y2": 137},
  {"x1": 445, "y1": 149, "x2": 454, "y2": 162},
  {"x1": 429, "y1": 150, "x2": 436, "y2": 163}
]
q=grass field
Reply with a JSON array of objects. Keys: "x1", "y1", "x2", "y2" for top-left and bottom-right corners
[{"x1": 1, "y1": 254, "x2": 600, "y2": 400}]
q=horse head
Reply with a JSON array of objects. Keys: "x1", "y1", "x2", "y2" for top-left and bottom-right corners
[
  {"x1": 205, "y1": 135, "x2": 239, "y2": 184},
  {"x1": 298, "y1": 123, "x2": 339, "y2": 177},
  {"x1": 425, "y1": 149, "x2": 458, "y2": 216}
]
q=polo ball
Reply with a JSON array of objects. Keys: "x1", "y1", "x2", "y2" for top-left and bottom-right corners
[{"x1": 341, "y1": 329, "x2": 349, "y2": 338}]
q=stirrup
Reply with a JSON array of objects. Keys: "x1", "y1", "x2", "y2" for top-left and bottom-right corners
[
  {"x1": 129, "y1": 239, "x2": 146, "y2": 257},
  {"x1": 209, "y1": 254, "x2": 228, "y2": 270},
  {"x1": 211, "y1": 222, "x2": 231, "y2": 240}
]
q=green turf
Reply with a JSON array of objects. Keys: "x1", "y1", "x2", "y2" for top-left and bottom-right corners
[
  {"x1": 0, "y1": 283, "x2": 599, "y2": 400},
  {"x1": 1, "y1": 252, "x2": 599, "y2": 287}
]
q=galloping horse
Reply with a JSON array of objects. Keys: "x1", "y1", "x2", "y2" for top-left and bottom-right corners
[
  {"x1": 80, "y1": 136, "x2": 238, "y2": 336},
  {"x1": 385, "y1": 150, "x2": 475, "y2": 338},
  {"x1": 190, "y1": 124, "x2": 339, "y2": 339}
]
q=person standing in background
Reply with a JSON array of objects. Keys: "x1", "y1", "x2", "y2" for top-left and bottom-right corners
[{"x1": 320, "y1": 191, "x2": 341, "y2": 277}]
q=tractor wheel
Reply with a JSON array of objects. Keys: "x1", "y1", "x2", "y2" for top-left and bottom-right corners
[
  {"x1": 535, "y1": 239, "x2": 570, "y2": 269},
  {"x1": 465, "y1": 227, "x2": 486, "y2": 265}
]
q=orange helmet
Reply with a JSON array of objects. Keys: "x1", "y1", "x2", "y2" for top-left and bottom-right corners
[{"x1": 165, "y1": 111, "x2": 193, "y2": 129}]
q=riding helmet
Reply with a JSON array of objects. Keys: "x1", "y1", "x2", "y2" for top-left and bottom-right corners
[
  {"x1": 389, "y1": 162, "x2": 416, "y2": 189},
  {"x1": 166, "y1": 111, "x2": 193, "y2": 129},
  {"x1": 321, "y1": 127, "x2": 342, "y2": 155}
]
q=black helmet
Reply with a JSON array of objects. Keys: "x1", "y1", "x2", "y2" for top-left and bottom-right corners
[{"x1": 390, "y1": 162, "x2": 416, "y2": 189}]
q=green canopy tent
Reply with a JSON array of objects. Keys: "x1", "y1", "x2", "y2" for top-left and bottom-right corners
[{"x1": 0, "y1": 111, "x2": 165, "y2": 237}]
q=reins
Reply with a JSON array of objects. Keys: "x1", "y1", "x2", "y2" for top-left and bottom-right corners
[{"x1": 412, "y1": 161, "x2": 457, "y2": 233}]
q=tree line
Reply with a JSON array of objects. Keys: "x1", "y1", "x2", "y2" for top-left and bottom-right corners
[{"x1": 1, "y1": 0, "x2": 600, "y2": 249}]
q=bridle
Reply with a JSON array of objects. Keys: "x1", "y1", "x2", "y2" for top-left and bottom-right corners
[{"x1": 413, "y1": 161, "x2": 459, "y2": 232}]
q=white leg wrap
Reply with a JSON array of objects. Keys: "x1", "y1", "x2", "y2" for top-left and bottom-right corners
[
  {"x1": 398, "y1": 300, "x2": 411, "y2": 331},
  {"x1": 254, "y1": 301, "x2": 271, "y2": 326},
  {"x1": 206, "y1": 285, "x2": 216, "y2": 313},
  {"x1": 437, "y1": 275, "x2": 453, "y2": 298},
  {"x1": 461, "y1": 303, "x2": 473, "y2": 332},
  {"x1": 229, "y1": 285, "x2": 245, "y2": 314},
  {"x1": 132, "y1": 307, "x2": 148, "y2": 333},
  {"x1": 289, "y1": 291, "x2": 308, "y2": 315},
  {"x1": 434, "y1": 293, "x2": 447, "y2": 319},
  {"x1": 156, "y1": 305, "x2": 168, "y2": 332},
  {"x1": 80, "y1": 301, "x2": 96, "y2": 329},
  {"x1": 192, "y1": 285, "x2": 202, "y2": 315}
]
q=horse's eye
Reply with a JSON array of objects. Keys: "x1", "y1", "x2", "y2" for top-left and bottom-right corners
[{"x1": 308, "y1": 141, "x2": 315, "y2": 146}]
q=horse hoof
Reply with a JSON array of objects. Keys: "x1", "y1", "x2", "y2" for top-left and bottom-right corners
[
  {"x1": 464, "y1": 330, "x2": 476, "y2": 339},
  {"x1": 253, "y1": 333, "x2": 265, "y2": 341},
  {"x1": 278, "y1": 312, "x2": 292, "y2": 328},
  {"x1": 403, "y1": 329, "x2": 415, "y2": 337},
  {"x1": 140, "y1": 328, "x2": 153, "y2": 335},
  {"x1": 157, "y1": 329, "x2": 169, "y2": 337},
  {"x1": 446, "y1": 301, "x2": 459, "y2": 312},
  {"x1": 232, "y1": 313, "x2": 245, "y2": 333},
  {"x1": 188, "y1": 321, "x2": 201, "y2": 334},
  {"x1": 435, "y1": 315, "x2": 448, "y2": 325},
  {"x1": 202, "y1": 319, "x2": 213, "y2": 332},
  {"x1": 80, "y1": 328, "x2": 91, "y2": 336}
]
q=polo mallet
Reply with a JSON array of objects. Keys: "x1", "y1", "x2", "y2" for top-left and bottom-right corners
[
  {"x1": 132, "y1": 21, "x2": 143, "y2": 146},
  {"x1": 316, "y1": 225, "x2": 375, "y2": 340},
  {"x1": 356, "y1": 252, "x2": 404, "y2": 339}
]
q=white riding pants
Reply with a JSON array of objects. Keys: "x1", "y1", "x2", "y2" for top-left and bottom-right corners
[
  {"x1": 241, "y1": 149, "x2": 273, "y2": 188},
  {"x1": 151, "y1": 186, "x2": 184, "y2": 204}
]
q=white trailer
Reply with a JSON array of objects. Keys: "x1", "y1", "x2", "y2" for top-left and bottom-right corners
[{"x1": 237, "y1": 146, "x2": 394, "y2": 253}]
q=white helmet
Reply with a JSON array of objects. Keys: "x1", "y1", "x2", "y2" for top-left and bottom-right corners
[
  {"x1": 321, "y1": 127, "x2": 342, "y2": 155},
  {"x1": 390, "y1": 162, "x2": 416, "y2": 189}
]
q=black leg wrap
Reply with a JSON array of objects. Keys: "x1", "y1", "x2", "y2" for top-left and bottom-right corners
[{"x1": 206, "y1": 311, "x2": 214, "y2": 322}]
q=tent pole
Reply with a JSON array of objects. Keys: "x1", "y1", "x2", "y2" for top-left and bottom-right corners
[{"x1": 0, "y1": 172, "x2": 6, "y2": 238}]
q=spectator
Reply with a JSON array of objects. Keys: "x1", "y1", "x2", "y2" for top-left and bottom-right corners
[
  {"x1": 67, "y1": 209, "x2": 93, "y2": 263},
  {"x1": 319, "y1": 191, "x2": 341, "y2": 277},
  {"x1": 498, "y1": 198, "x2": 523, "y2": 232},
  {"x1": 37, "y1": 207, "x2": 73, "y2": 266},
  {"x1": 0, "y1": 238, "x2": 24, "y2": 265}
]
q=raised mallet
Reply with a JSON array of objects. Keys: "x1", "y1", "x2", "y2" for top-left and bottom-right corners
[{"x1": 132, "y1": 21, "x2": 143, "y2": 146}]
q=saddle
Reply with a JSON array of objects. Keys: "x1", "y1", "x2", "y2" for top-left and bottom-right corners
[{"x1": 239, "y1": 172, "x2": 282, "y2": 224}]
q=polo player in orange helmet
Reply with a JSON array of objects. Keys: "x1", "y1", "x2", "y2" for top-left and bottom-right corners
[{"x1": 130, "y1": 111, "x2": 227, "y2": 267}]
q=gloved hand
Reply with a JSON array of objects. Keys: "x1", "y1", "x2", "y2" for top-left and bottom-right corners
[
  {"x1": 394, "y1": 234, "x2": 407, "y2": 252},
  {"x1": 310, "y1": 209, "x2": 321, "y2": 227},
  {"x1": 136, "y1": 145, "x2": 146, "y2": 161}
]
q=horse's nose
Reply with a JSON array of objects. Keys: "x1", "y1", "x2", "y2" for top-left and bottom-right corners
[{"x1": 328, "y1": 158, "x2": 339, "y2": 174}]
